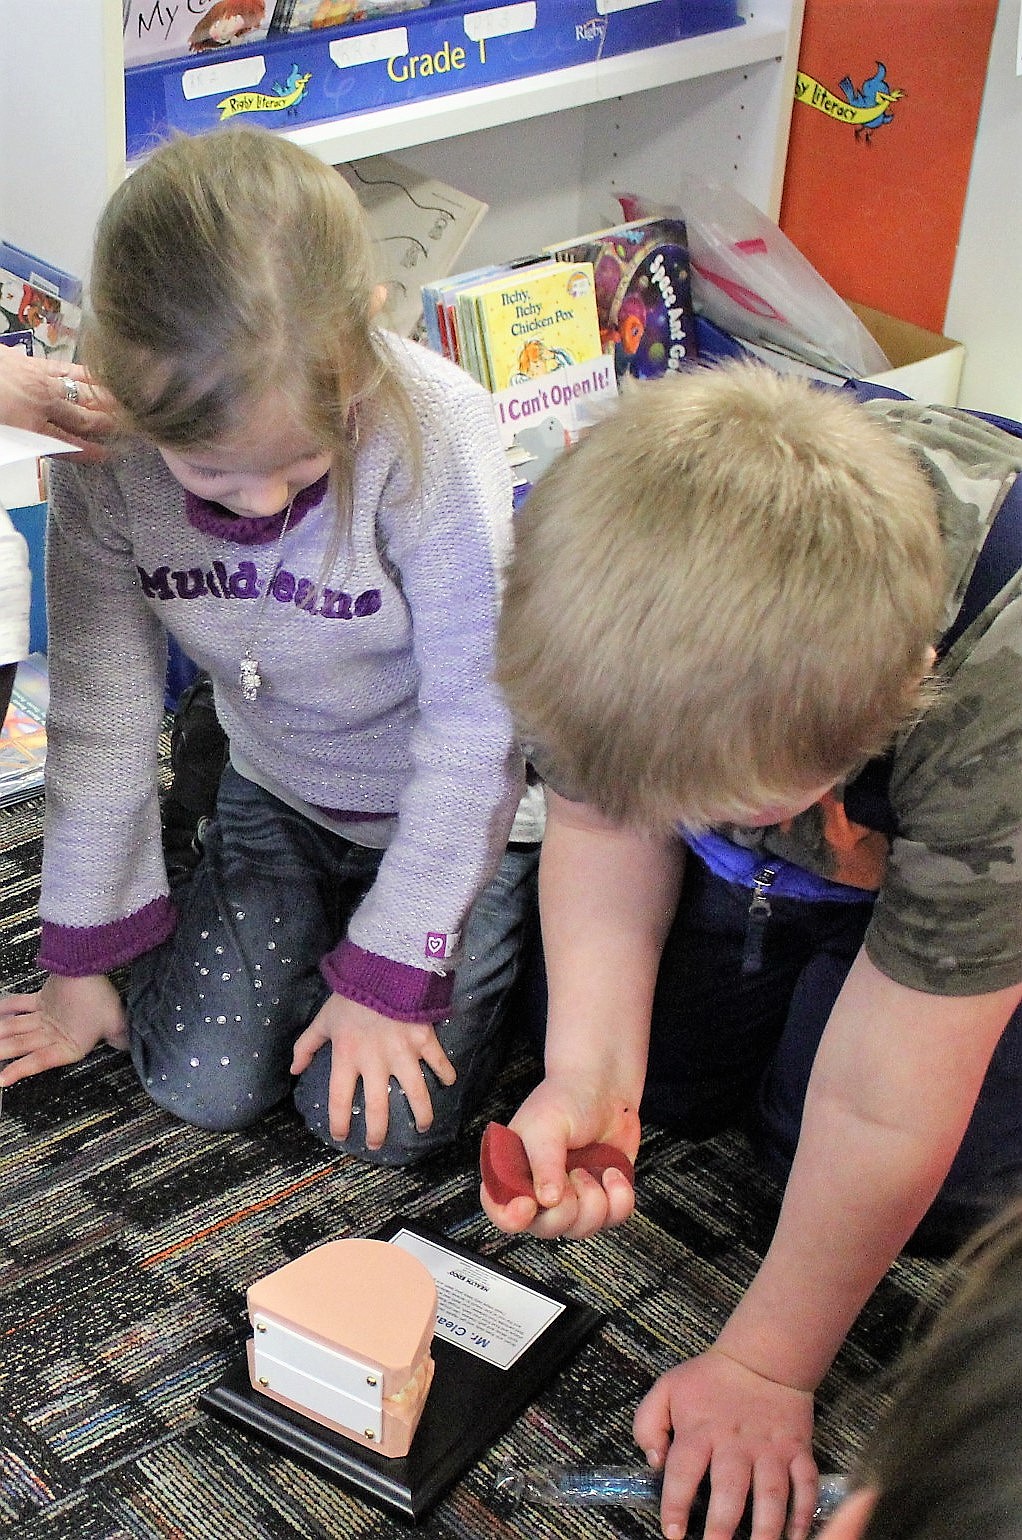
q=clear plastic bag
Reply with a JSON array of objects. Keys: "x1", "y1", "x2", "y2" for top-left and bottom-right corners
[{"x1": 619, "y1": 178, "x2": 891, "y2": 379}]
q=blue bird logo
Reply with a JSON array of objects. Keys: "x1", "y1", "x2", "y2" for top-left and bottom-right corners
[{"x1": 838, "y1": 61, "x2": 905, "y2": 142}]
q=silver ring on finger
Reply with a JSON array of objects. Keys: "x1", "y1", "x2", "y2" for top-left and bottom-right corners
[{"x1": 61, "y1": 376, "x2": 80, "y2": 406}]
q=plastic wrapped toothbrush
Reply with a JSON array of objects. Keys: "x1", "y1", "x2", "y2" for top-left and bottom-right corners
[{"x1": 494, "y1": 1462, "x2": 851, "y2": 1527}]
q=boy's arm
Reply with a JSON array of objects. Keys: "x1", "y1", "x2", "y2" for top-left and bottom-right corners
[
  {"x1": 482, "y1": 789, "x2": 682, "y2": 1238},
  {"x1": 637, "y1": 948, "x2": 1022, "y2": 1540}
]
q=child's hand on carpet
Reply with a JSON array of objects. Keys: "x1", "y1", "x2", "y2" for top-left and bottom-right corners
[
  {"x1": 632, "y1": 1348, "x2": 817, "y2": 1540},
  {"x1": 480, "y1": 1076, "x2": 639, "y2": 1239},
  {"x1": 291, "y1": 992, "x2": 456, "y2": 1149},
  {"x1": 0, "y1": 973, "x2": 127, "y2": 1086}
]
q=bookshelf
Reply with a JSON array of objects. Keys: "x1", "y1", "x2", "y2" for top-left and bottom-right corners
[{"x1": 1, "y1": 0, "x2": 804, "y2": 296}]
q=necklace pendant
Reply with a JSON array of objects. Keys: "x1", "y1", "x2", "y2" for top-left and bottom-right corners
[{"x1": 240, "y1": 653, "x2": 261, "y2": 702}]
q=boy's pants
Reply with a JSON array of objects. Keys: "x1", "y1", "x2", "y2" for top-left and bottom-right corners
[
  {"x1": 127, "y1": 765, "x2": 539, "y2": 1165},
  {"x1": 643, "y1": 854, "x2": 1022, "y2": 1251}
]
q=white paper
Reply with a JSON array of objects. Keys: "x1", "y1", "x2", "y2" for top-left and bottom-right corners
[
  {"x1": 0, "y1": 424, "x2": 78, "y2": 467},
  {"x1": 390, "y1": 1229, "x2": 564, "y2": 1370},
  {"x1": 337, "y1": 154, "x2": 489, "y2": 338}
]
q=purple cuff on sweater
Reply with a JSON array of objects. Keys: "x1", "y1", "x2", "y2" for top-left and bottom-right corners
[
  {"x1": 320, "y1": 939, "x2": 454, "y2": 1022},
  {"x1": 39, "y1": 895, "x2": 177, "y2": 977}
]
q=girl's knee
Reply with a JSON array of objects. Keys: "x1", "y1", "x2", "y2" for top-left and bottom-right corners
[
  {"x1": 140, "y1": 1075, "x2": 271, "y2": 1132},
  {"x1": 132, "y1": 1033, "x2": 288, "y2": 1132}
]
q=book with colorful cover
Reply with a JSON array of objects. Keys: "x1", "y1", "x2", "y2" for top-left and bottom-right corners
[
  {"x1": 0, "y1": 240, "x2": 82, "y2": 363},
  {"x1": 0, "y1": 652, "x2": 48, "y2": 806},
  {"x1": 545, "y1": 216, "x2": 698, "y2": 380},
  {"x1": 451, "y1": 263, "x2": 560, "y2": 390},
  {"x1": 493, "y1": 354, "x2": 619, "y2": 495},
  {"x1": 421, "y1": 256, "x2": 549, "y2": 374},
  {"x1": 420, "y1": 254, "x2": 614, "y2": 496},
  {"x1": 469, "y1": 260, "x2": 603, "y2": 394}
]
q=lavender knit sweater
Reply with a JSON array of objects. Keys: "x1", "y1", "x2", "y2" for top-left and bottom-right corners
[{"x1": 39, "y1": 338, "x2": 522, "y2": 1020}]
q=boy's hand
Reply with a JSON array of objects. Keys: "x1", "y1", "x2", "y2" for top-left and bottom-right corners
[
  {"x1": 0, "y1": 973, "x2": 127, "y2": 1086},
  {"x1": 480, "y1": 1076, "x2": 640, "y2": 1239},
  {"x1": 290, "y1": 993, "x2": 456, "y2": 1149},
  {"x1": 632, "y1": 1349, "x2": 817, "y2": 1540},
  {"x1": 481, "y1": 1120, "x2": 634, "y2": 1203}
]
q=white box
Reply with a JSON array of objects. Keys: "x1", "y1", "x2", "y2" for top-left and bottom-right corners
[{"x1": 850, "y1": 301, "x2": 965, "y2": 406}]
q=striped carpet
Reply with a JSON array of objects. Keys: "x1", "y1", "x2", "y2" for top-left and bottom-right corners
[{"x1": 0, "y1": 787, "x2": 948, "y2": 1540}]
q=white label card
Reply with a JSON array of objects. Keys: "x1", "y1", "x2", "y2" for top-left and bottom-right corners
[{"x1": 389, "y1": 1229, "x2": 565, "y2": 1370}]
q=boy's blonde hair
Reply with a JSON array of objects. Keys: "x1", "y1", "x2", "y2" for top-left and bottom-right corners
[
  {"x1": 496, "y1": 362, "x2": 945, "y2": 830},
  {"x1": 83, "y1": 126, "x2": 417, "y2": 522}
]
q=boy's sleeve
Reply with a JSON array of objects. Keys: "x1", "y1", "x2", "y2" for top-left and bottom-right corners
[
  {"x1": 866, "y1": 586, "x2": 1022, "y2": 997},
  {"x1": 321, "y1": 353, "x2": 524, "y2": 1020},
  {"x1": 37, "y1": 455, "x2": 174, "y2": 975}
]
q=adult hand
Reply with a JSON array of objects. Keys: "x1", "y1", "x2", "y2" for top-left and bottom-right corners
[
  {"x1": 290, "y1": 993, "x2": 457, "y2": 1148},
  {"x1": 0, "y1": 349, "x2": 115, "y2": 456},
  {"x1": 0, "y1": 973, "x2": 127, "y2": 1085},
  {"x1": 632, "y1": 1349, "x2": 817, "y2": 1540},
  {"x1": 480, "y1": 1074, "x2": 640, "y2": 1239}
]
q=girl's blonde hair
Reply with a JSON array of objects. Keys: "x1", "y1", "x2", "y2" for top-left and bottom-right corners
[
  {"x1": 83, "y1": 126, "x2": 418, "y2": 529},
  {"x1": 496, "y1": 362, "x2": 945, "y2": 831}
]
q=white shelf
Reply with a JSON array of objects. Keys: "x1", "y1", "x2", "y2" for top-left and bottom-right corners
[
  {"x1": 285, "y1": 17, "x2": 791, "y2": 162},
  {"x1": 2, "y1": 0, "x2": 803, "y2": 291}
]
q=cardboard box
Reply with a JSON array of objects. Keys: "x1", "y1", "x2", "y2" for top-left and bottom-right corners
[
  {"x1": 124, "y1": 0, "x2": 743, "y2": 156},
  {"x1": 850, "y1": 301, "x2": 965, "y2": 406}
]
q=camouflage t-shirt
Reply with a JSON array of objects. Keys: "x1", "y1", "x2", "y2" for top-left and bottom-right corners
[{"x1": 722, "y1": 399, "x2": 1022, "y2": 998}]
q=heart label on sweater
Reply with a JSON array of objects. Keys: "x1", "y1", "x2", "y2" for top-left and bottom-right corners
[{"x1": 425, "y1": 931, "x2": 454, "y2": 959}]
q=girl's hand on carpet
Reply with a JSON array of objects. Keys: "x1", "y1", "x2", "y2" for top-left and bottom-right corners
[
  {"x1": 0, "y1": 973, "x2": 128, "y2": 1086},
  {"x1": 480, "y1": 1076, "x2": 639, "y2": 1239},
  {"x1": 291, "y1": 993, "x2": 456, "y2": 1150},
  {"x1": 633, "y1": 1349, "x2": 817, "y2": 1540}
]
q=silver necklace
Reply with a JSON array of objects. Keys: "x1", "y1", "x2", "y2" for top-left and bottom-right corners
[{"x1": 239, "y1": 498, "x2": 295, "y2": 702}]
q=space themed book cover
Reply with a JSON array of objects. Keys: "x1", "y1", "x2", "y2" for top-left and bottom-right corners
[{"x1": 546, "y1": 216, "x2": 698, "y2": 381}]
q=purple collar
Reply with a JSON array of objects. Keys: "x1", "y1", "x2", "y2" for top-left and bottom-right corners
[{"x1": 183, "y1": 471, "x2": 329, "y2": 545}]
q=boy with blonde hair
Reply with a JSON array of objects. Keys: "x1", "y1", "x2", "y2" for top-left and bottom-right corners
[{"x1": 490, "y1": 363, "x2": 1022, "y2": 1540}]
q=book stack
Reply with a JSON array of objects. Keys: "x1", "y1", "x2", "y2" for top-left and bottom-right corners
[
  {"x1": 544, "y1": 215, "x2": 699, "y2": 381},
  {"x1": 423, "y1": 257, "x2": 617, "y2": 496}
]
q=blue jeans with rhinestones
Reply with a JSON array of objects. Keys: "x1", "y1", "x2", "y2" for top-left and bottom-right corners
[{"x1": 126, "y1": 764, "x2": 539, "y2": 1164}]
